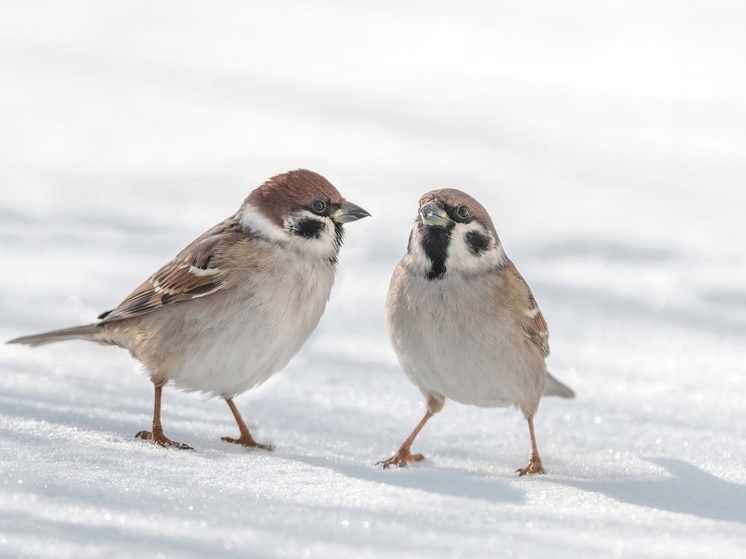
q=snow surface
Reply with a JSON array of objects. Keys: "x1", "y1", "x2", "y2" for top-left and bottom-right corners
[{"x1": 2, "y1": 1, "x2": 746, "y2": 557}]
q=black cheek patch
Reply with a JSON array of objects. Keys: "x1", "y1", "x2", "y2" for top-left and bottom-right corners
[
  {"x1": 291, "y1": 218, "x2": 325, "y2": 239},
  {"x1": 466, "y1": 231, "x2": 491, "y2": 255}
]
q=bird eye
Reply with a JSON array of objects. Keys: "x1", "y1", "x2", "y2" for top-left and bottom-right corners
[
  {"x1": 456, "y1": 205, "x2": 471, "y2": 220},
  {"x1": 312, "y1": 200, "x2": 327, "y2": 214}
]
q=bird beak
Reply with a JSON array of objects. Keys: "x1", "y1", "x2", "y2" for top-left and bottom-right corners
[
  {"x1": 332, "y1": 201, "x2": 371, "y2": 224},
  {"x1": 419, "y1": 200, "x2": 451, "y2": 226}
]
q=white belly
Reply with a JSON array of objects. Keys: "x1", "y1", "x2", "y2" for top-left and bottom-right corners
[
  {"x1": 133, "y1": 254, "x2": 335, "y2": 398},
  {"x1": 386, "y1": 268, "x2": 544, "y2": 412}
]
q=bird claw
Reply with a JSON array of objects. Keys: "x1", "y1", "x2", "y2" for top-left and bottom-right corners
[
  {"x1": 221, "y1": 435, "x2": 275, "y2": 451},
  {"x1": 376, "y1": 449, "x2": 425, "y2": 469},
  {"x1": 135, "y1": 430, "x2": 194, "y2": 451},
  {"x1": 516, "y1": 457, "x2": 546, "y2": 476}
]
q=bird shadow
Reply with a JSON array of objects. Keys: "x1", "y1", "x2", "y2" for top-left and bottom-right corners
[
  {"x1": 562, "y1": 457, "x2": 746, "y2": 524},
  {"x1": 287, "y1": 452, "x2": 526, "y2": 505}
]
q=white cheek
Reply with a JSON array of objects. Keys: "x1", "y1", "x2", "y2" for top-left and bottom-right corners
[
  {"x1": 449, "y1": 224, "x2": 505, "y2": 275},
  {"x1": 302, "y1": 222, "x2": 339, "y2": 259},
  {"x1": 284, "y1": 211, "x2": 341, "y2": 260},
  {"x1": 238, "y1": 203, "x2": 290, "y2": 243}
]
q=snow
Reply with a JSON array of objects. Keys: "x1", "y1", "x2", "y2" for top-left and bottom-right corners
[{"x1": 2, "y1": 1, "x2": 746, "y2": 557}]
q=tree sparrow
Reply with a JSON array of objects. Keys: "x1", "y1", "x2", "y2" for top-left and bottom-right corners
[
  {"x1": 378, "y1": 188, "x2": 574, "y2": 475},
  {"x1": 8, "y1": 169, "x2": 370, "y2": 450}
]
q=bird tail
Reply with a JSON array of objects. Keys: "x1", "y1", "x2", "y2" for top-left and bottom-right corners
[
  {"x1": 544, "y1": 371, "x2": 575, "y2": 398},
  {"x1": 7, "y1": 324, "x2": 102, "y2": 347}
]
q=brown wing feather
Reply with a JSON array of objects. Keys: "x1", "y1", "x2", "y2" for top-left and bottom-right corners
[
  {"x1": 524, "y1": 296, "x2": 550, "y2": 358},
  {"x1": 503, "y1": 262, "x2": 550, "y2": 358},
  {"x1": 100, "y1": 219, "x2": 243, "y2": 322}
]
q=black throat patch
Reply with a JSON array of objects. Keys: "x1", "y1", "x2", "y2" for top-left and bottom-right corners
[
  {"x1": 420, "y1": 224, "x2": 453, "y2": 280},
  {"x1": 330, "y1": 223, "x2": 345, "y2": 264}
]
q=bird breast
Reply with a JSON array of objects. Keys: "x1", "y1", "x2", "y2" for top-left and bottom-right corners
[
  {"x1": 131, "y1": 245, "x2": 337, "y2": 398},
  {"x1": 386, "y1": 263, "x2": 545, "y2": 412}
]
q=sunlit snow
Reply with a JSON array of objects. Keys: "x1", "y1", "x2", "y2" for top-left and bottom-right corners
[{"x1": 1, "y1": 2, "x2": 745, "y2": 558}]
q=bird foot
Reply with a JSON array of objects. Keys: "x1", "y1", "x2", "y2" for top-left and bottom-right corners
[
  {"x1": 135, "y1": 430, "x2": 194, "y2": 450},
  {"x1": 516, "y1": 456, "x2": 546, "y2": 476},
  {"x1": 376, "y1": 448, "x2": 425, "y2": 469},
  {"x1": 221, "y1": 435, "x2": 275, "y2": 451}
]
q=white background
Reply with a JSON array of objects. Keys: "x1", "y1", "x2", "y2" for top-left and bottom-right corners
[{"x1": 1, "y1": 1, "x2": 745, "y2": 557}]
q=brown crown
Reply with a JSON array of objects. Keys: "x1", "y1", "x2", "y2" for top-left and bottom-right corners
[
  {"x1": 244, "y1": 169, "x2": 345, "y2": 227},
  {"x1": 419, "y1": 188, "x2": 498, "y2": 237}
]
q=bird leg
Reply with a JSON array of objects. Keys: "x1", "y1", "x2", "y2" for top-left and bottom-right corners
[
  {"x1": 136, "y1": 383, "x2": 193, "y2": 450},
  {"x1": 221, "y1": 397, "x2": 274, "y2": 450},
  {"x1": 516, "y1": 415, "x2": 545, "y2": 475},
  {"x1": 377, "y1": 410, "x2": 434, "y2": 468}
]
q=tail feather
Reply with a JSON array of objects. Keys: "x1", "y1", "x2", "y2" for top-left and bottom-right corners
[
  {"x1": 544, "y1": 371, "x2": 575, "y2": 399},
  {"x1": 7, "y1": 324, "x2": 102, "y2": 347}
]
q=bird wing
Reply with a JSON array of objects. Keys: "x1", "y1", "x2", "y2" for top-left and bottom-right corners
[
  {"x1": 503, "y1": 262, "x2": 550, "y2": 358},
  {"x1": 99, "y1": 219, "x2": 244, "y2": 322}
]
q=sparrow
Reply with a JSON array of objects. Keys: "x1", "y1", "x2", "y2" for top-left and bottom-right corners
[
  {"x1": 378, "y1": 188, "x2": 574, "y2": 475},
  {"x1": 7, "y1": 169, "x2": 370, "y2": 450}
]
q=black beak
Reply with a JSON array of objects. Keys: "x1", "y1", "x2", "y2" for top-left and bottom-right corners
[{"x1": 332, "y1": 201, "x2": 371, "y2": 224}]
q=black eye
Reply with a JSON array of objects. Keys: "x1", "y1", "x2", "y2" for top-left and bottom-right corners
[
  {"x1": 312, "y1": 200, "x2": 327, "y2": 214},
  {"x1": 456, "y1": 205, "x2": 471, "y2": 220}
]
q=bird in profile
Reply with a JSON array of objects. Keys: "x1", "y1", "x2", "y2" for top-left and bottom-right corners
[
  {"x1": 8, "y1": 169, "x2": 370, "y2": 450},
  {"x1": 378, "y1": 188, "x2": 573, "y2": 474}
]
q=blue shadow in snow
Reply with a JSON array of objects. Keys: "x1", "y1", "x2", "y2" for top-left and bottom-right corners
[
  {"x1": 564, "y1": 457, "x2": 746, "y2": 524},
  {"x1": 289, "y1": 453, "x2": 526, "y2": 505}
]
